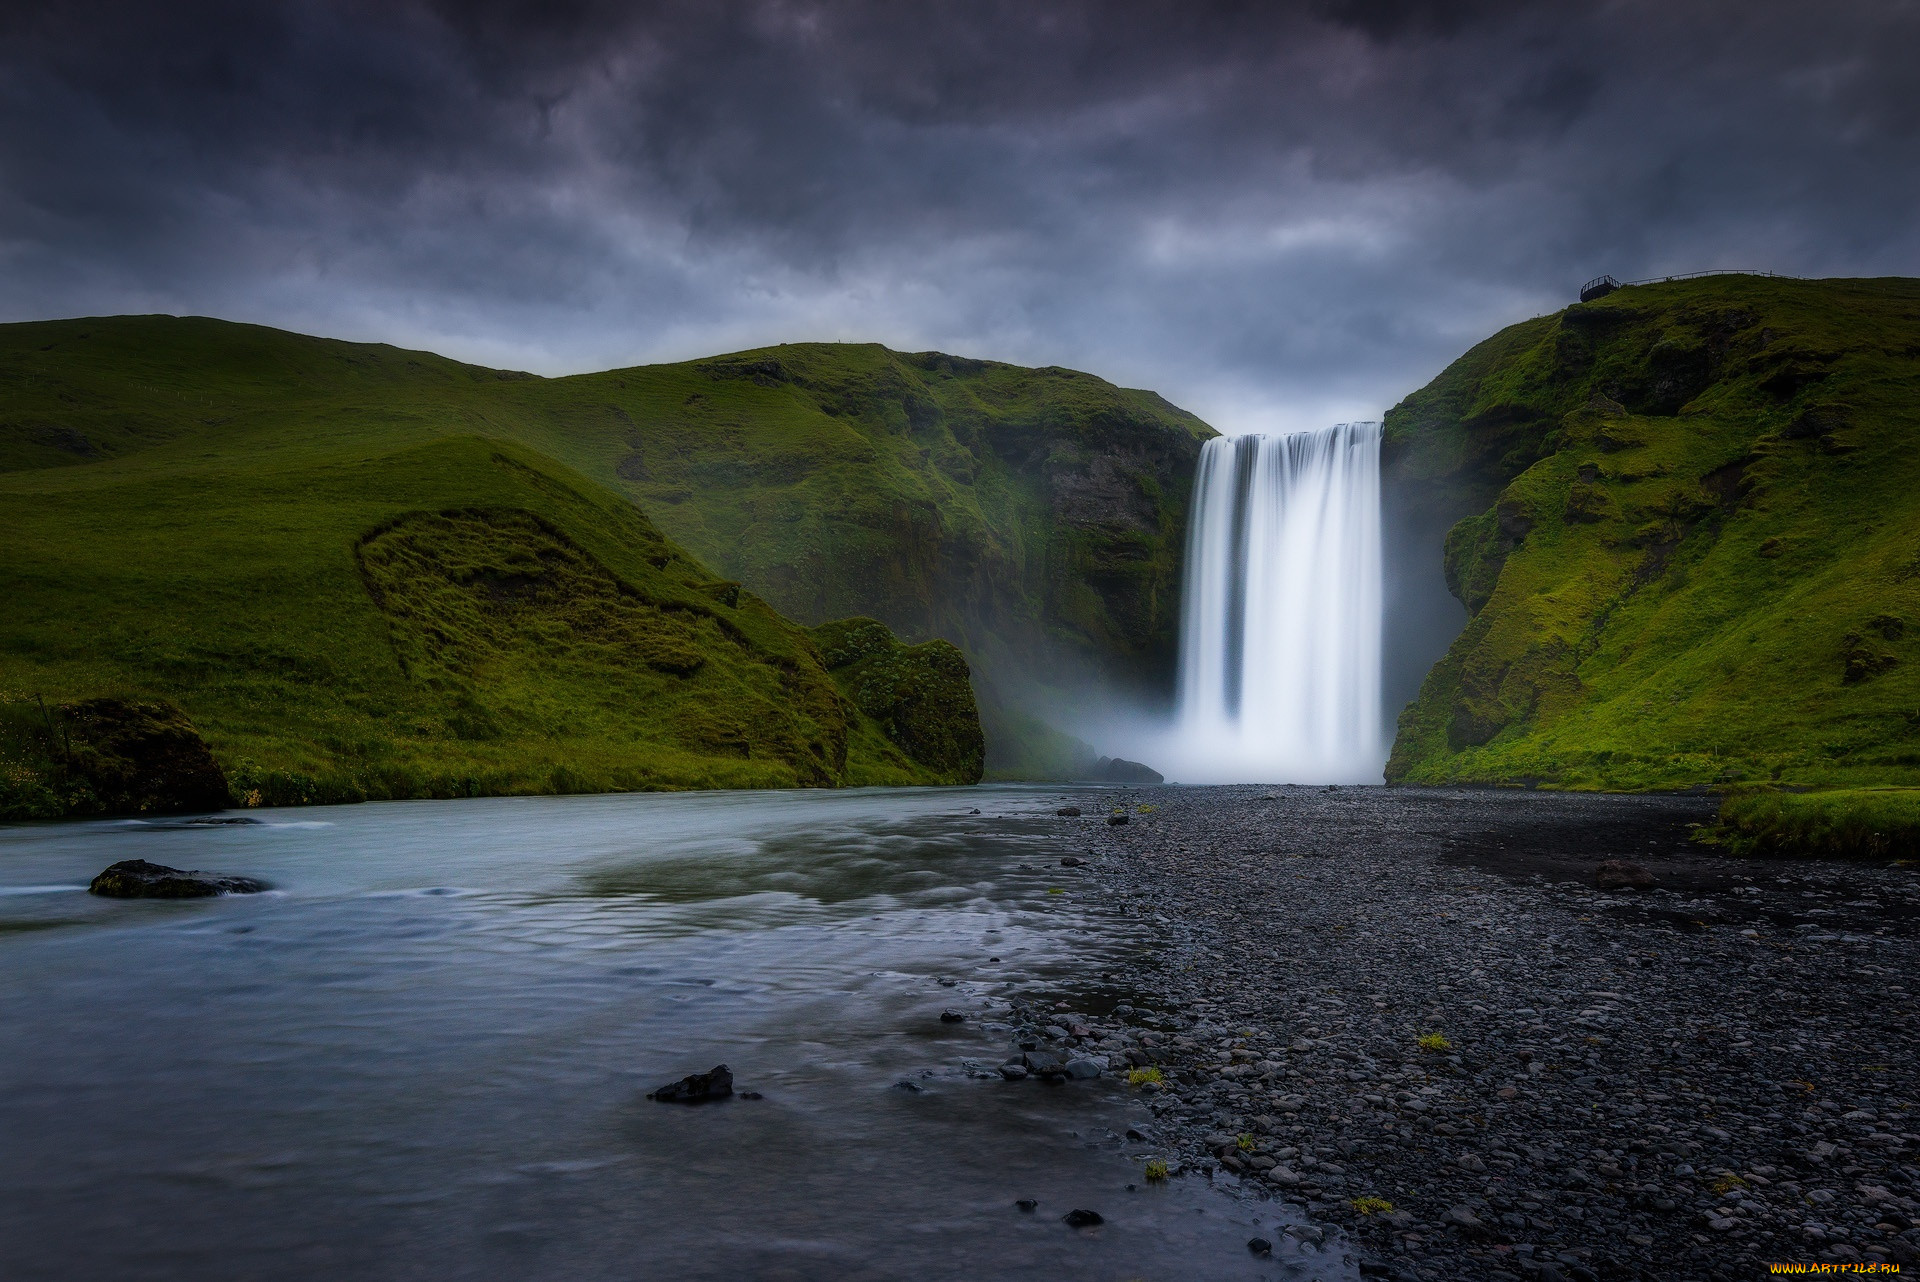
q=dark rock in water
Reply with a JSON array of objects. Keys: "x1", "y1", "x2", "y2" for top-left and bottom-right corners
[
  {"x1": 1248, "y1": 1237, "x2": 1274, "y2": 1257},
  {"x1": 1064, "y1": 1057, "x2": 1104, "y2": 1080},
  {"x1": 1059, "y1": 855, "x2": 1086, "y2": 867},
  {"x1": 1056, "y1": 806, "x2": 1082, "y2": 817},
  {"x1": 1095, "y1": 756, "x2": 1164, "y2": 784},
  {"x1": 739, "y1": 1091, "x2": 764, "y2": 1100},
  {"x1": 1015, "y1": 1199, "x2": 1038, "y2": 1212},
  {"x1": 1024, "y1": 1051, "x2": 1068, "y2": 1079},
  {"x1": 1595, "y1": 859, "x2": 1657, "y2": 890},
  {"x1": 1062, "y1": 1208, "x2": 1104, "y2": 1228},
  {"x1": 646, "y1": 1064, "x2": 734, "y2": 1102},
  {"x1": 998, "y1": 1060, "x2": 1029, "y2": 1081},
  {"x1": 893, "y1": 1079, "x2": 923, "y2": 1092},
  {"x1": 1107, "y1": 813, "x2": 1129, "y2": 826},
  {"x1": 88, "y1": 859, "x2": 267, "y2": 898},
  {"x1": 940, "y1": 1009, "x2": 966, "y2": 1023}
]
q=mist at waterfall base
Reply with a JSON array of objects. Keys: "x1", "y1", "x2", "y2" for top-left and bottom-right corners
[{"x1": 1151, "y1": 423, "x2": 1387, "y2": 785}]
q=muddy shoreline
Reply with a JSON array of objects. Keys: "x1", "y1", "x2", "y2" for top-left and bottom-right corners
[{"x1": 1057, "y1": 784, "x2": 1920, "y2": 1281}]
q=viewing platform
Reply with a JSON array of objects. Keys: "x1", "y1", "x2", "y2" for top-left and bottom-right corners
[{"x1": 1581, "y1": 268, "x2": 1789, "y2": 302}]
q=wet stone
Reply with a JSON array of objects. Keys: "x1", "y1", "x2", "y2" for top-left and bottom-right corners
[
  {"x1": 88, "y1": 859, "x2": 267, "y2": 898},
  {"x1": 647, "y1": 1064, "x2": 734, "y2": 1103}
]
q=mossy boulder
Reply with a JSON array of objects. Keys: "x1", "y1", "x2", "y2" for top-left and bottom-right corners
[
  {"x1": 61, "y1": 698, "x2": 234, "y2": 813},
  {"x1": 811, "y1": 618, "x2": 985, "y2": 785},
  {"x1": 89, "y1": 858, "x2": 267, "y2": 897},
  {"x1": 0, "y1": 697, "x2": 232, "y2": 818}
]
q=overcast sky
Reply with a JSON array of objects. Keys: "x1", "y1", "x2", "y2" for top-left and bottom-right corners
[{"x1": 3, "y1": 0, "x2": 1916, "y2": 432}]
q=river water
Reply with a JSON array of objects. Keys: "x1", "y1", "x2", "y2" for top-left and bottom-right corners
[{"x1": 0, "y1": 787, "x2": 1341, "y2": 1281}]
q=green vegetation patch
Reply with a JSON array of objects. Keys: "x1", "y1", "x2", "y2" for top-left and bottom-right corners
[
  {"x1": 358, "y1": 507, "x2": 851, "y2": 788},
  {"x1": 1385, "y1": 276, "x2": 1920, "y2": 791},
  {"x1": 810, "y1": 617, "x2": 984, "y2": 784},
  {"x1": 1703, "y1": 787, "x2": 1920, "y2": 860}
]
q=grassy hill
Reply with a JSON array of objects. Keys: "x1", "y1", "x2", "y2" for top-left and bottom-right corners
[
  {"x1": 500, "y1": 342, "x2": 1213, "y2": 774},
  {"x1": 1384, "y1": 275, "x2": 1920, "y2": 791},
  {"x1": 1, "y1": 317, "x2": 1213, "y2": 784},
  {"x1": 0, "y1": 317, "x2": 996, "y2": 815}
]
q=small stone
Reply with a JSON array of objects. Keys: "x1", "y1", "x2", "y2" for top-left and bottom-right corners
[
  {"x1": 893, "y1": 1079, "x2": 923, "y2": 1092},
  {"x1": 1247, "y1": 1236, "x2": 1273, "y2": 1256},
  {"x1": 1065, "y1": 1057, "x2": 1104, "y2": 1079},
  {"x1": 940, "y1": 1009, "x2": 966, "y2": 1023},
  {"x1": 1060, "y1": 856, "x2": 1087, "y2": 867},
  {"x1": 1108, "y1": 814, "x2": 1130, "y2": 826},
  {"x1": 1024, "y1": 1051, "x2": 1068, "y2": 1079},
  {"x1": 738, "y1": 1091, "x2": 763, "y2": 1100},
  {"x1": 1015, "y1": 1198, "x2": 1038, "y2": 1212},
  {"x1": 647, "y1": 1064, "x2": 734, "y2": 1103},
  {"x1": 999, "y1": 1061, "x2": 1029, "y2": 1080},
  {"x1": 1063, "y1": 1209, "x2": 1104, "y2": 1227},
  {"x1": 1056, "y1": 806, "x2": 1082, "y2": 817},
  {"x1": 1595, "y1": 859, "x2": 1656, "y2": 890}
]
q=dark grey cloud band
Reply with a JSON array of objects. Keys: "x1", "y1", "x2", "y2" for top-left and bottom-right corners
[{"x1": 3, "y1": 0, "x2": 1914, "y2": 425}]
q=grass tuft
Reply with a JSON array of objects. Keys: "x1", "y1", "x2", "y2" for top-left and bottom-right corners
[{"x1": 1705, "y1": 787, "x2": 1920, "y2": 859}]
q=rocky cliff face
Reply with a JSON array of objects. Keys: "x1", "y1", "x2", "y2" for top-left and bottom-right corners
[{"x1": 1384, "y1": 276, "x2": 1920, "y2": 790}]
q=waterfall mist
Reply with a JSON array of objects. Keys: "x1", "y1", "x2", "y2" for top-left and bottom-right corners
[{"x1": 1164, "y1": 423, "x2": 1385, "y2": 783}]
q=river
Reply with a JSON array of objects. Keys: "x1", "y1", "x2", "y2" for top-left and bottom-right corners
[{"x1": 0, "y1": 786, "x2": 1341, "y2": 1280}]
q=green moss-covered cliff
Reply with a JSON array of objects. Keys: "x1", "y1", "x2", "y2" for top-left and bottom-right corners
[
  {"x1": 510, "y1": 343, "x2": 1213, "y2": 772},
  {"x1": 0, "y1": 318, "x2": 1211, "y2": 787},
  {"x1": 1385, "y1": 275, "x2": 1920, "y2": 790},
  {"x1": 810, "y1": 618, "x2": 985, "y2": 786},
  {"x1": 0, "y1": 318, "x2": 994, "y2": 815}
]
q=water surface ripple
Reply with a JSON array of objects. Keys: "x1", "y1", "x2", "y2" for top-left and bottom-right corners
[{"x1": 0, "y1": 787, "x2": 1334, "y2": 1281}]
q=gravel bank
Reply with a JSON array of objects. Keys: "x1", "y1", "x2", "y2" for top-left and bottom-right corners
[{"x1": 1063, "y1": 784, "x2": 1920, "y2": 1282}]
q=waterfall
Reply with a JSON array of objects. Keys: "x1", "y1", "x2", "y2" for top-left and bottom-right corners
[{"x1": 1170, "y1": 422, "x2": 1384, "y2": 783}]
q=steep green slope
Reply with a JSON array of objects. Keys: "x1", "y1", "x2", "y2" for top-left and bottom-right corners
[
  {"x1": 1, "y1": 318, "x2": 1212, "y2": 779},
  {"x1": 504, "y1": 343, "x2": 1213, "y2": 768},
  {"x1": 1385, "y1": 275, "x2": 1920, "y2": 790},
  {"x1": 0, "y1": 318, "x2": 982, "y2": 814}
]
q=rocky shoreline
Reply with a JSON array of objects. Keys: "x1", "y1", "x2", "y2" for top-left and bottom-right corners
[{"x1": 1034, "y1": 784, "x2": 1920, "y2": 1281}]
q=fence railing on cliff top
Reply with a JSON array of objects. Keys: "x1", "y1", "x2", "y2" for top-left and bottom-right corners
[{"x1": 1581, "y1": 268, "x2": 1792, "y2": 302}]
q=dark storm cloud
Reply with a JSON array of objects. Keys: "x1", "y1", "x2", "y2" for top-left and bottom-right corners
[{"x1": 2, "y1": 0, "x2": 1916, "y2": 426}]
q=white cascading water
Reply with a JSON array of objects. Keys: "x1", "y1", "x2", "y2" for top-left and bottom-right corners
[{"x1": 1168, "y1": 422, "x2": 1385, "y2": 783}]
